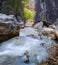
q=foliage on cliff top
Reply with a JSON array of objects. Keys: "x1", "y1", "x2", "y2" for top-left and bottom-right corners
[{"x1": 2, "y1": 0, "x2": 29, "y2": 20}]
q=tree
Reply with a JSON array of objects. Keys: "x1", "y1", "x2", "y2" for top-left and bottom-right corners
[{"x1": 1, "y1": 0, "x2": 29, "y2": 21}]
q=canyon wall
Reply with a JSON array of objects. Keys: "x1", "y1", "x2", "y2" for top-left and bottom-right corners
[{"x1": 35, "y1": 0, "x2": 58, "y2": 24}]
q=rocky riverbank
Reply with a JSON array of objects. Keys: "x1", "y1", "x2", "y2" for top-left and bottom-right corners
[{"x1": 0, "y1": 13, "x2": 24, "y2": 42}]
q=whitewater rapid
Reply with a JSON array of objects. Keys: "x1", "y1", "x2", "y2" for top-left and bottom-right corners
[{"x1": 0, "y1": 27, "x2": 53, "y2": 65}]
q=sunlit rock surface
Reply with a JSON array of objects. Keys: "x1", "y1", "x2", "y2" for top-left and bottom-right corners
[
  {"x1": 33, "y1": 22, "x2": 58, "y2": 39},
  {"x1": 42, "y1": 27, "x2": 58, "y2": 39},
  {"x1": 0, "y1": 27, "x2": 53, "y2": 65},
  {"x1": 34, "y1": 21, "x2": 43, "y2": 29},
  {"x1": 0, "y1": 13, "x2": 15, "y2": 21}
]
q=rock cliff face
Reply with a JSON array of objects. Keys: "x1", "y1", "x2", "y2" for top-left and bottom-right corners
[{"x1": 35, "y1": 0, "x2": 58, "y2": 24}]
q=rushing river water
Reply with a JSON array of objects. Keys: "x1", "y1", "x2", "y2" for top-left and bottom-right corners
[{"x1": 0, "y1": 27, "x2": 53, "y2": 65}]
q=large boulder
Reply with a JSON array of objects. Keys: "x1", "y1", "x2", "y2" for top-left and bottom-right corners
[
  {"x1": 42, "y1": 27, "x2": 58, "y2": 39},
  {"x1": 0, "y1": 13, "x2": 24, "y2": 42}
]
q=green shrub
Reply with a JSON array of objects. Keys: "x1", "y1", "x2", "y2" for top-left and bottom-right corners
[{"x1": 24, "y1": 8, "x2": 34, "y2": 21}]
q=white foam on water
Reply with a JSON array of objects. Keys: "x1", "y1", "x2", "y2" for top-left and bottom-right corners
[
  {"x1": 19, "y1": 27, "x2": 38, "y2": 37},
  {"x1": 0, "y1": 36, "x2": 53, "y2": 64},
  {"x1": 0, "y1": 27, "x2": 53, "y2": 65}
]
